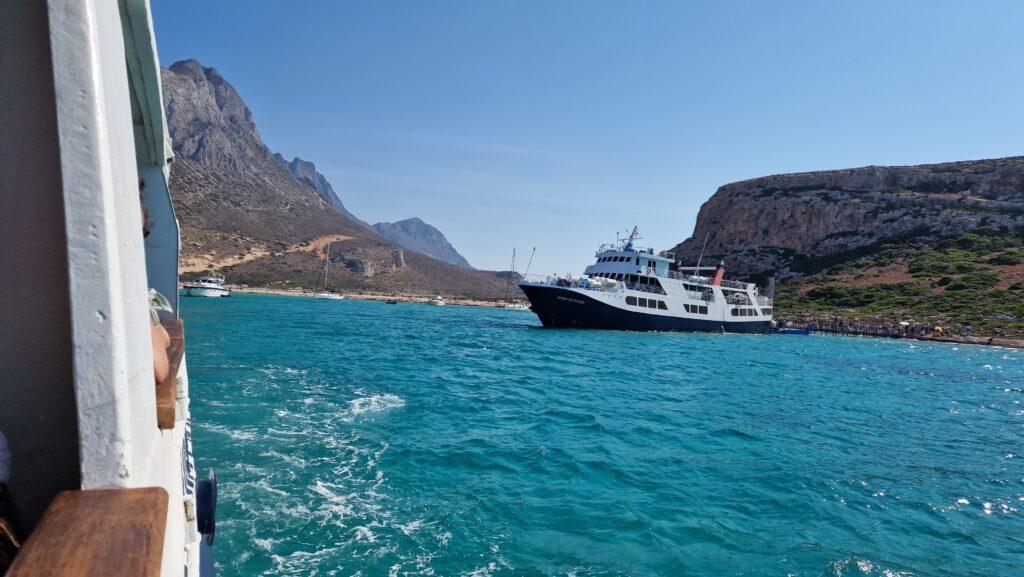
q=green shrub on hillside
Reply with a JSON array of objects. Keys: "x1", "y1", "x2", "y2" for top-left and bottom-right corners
[
  {"x1": 987, "y1": 249, "x2": 1024, "y2": 265},
  {"x1": 908, "y1": 249, "x2": 979, "y2": 277},
  {"x1": 944, "y1": 270, "x2": 1000, "y2": 291},
  {"x1": 804, "y1": 283, "x2": 929, "y2": 308}
]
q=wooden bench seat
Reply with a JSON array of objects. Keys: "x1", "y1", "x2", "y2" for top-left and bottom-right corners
[{"x1": 6, "y1": 488, "x2": 168, "y2": 577}]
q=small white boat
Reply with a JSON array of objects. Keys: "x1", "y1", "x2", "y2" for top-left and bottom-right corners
[
  {"x1": 504, "y1": 302, "x2": 530, "y2": 311},
  {"x1": 313, "y1": 242, "x2": 345, "y2": 300},
  {"x1": 183, "y1": 275, "x2": 231, "y2": 297},
  {"x1": 429, "y1": 296, "x2": 447, "y2": 306},
  {"x1": 313, "y1": 292, "x2": 345, "y2": 300}
]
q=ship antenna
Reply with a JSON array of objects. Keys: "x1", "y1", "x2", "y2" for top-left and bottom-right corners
[{"x1": 694, "y1": 232, "x2": 710, "y2": 273}]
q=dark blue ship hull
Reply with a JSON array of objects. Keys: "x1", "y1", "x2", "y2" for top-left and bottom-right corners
[{"x1": 520, "y1": 284, "x2": 771, "y2": 334}]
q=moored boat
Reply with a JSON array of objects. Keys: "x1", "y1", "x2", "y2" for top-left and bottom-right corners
[
  {"x1": 313, "y1": 242, "x2": 345, "y2": 300},
  {"x1": 519, "y1": 227, "x2": 773, "y2": 333},
  {"x1": 429, "y1": 296, "x2": 447, "y2": 306},
  {"x1": 183, "y1": 275, "x2": 231, "y2": 298}
]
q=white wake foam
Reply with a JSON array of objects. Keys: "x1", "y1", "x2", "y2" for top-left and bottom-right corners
[{"x1": 343, "y1": 393, "x2": 405, "y2": 421}]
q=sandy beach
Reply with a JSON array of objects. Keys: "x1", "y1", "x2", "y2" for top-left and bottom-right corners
[{"x1": 228, "y1": 285, "x2": 515, "y2": 309}]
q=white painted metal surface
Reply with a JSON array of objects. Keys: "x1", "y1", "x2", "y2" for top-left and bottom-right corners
[{"x1": 45, "y1": 0, "x2": 201, "y2": 574}]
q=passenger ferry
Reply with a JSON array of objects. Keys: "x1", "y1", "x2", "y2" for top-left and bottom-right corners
[
  {"x1": 2, "y1": 1, "x2": 215, "y2": 575},
  {"x1": 519, "y1": 228, "x2": 773, "y2": 333},
  {"x1": 183, "y1": 275, "x2": 231, "y2": 298}
]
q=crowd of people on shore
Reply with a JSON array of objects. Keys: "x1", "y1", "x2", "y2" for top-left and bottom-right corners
[{"x1": 775, "y1": 316, "x2": 975, "y2": 339}]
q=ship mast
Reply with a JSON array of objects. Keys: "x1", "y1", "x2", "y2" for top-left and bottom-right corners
[{"x1": 624, "y1": 226, "x2": 640, "y2": 251}]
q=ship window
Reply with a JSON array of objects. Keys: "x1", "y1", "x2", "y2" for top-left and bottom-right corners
[
  {"x1": 647, "y1": 300, "x2": 657, "y2": 309},
  {"x1": 638, "y1": 298, "x2": 647, "y2": 307},
  {"x1": 635, "y1": 257, "x2": 640, "y2": 265},
  {"x1": 683, "y1": 304, "x2": 690, "y2": 313},
  {"x1": 658, "y1": 301, "x2": 668, "y2": 310},
  {"x1": 699, "y1": 306, "x2": 708, "y2": 314},
  {"x1": 731, "y1": 309, "x2": 738, "y2": 316},
  {"x1": 616, "y1": 273, "x2": 623, "y2": 280},
  {"x1": 762, "y1": 308, "x2": 772, "y2": 315},
  {"x1": 626, "y1": 296, "x2": 637, "y2": 306}
]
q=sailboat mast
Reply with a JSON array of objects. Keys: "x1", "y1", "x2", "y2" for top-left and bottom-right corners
[
  {"x1": 503, "y1": 248, "x2": 516, "y2": 303},
  {"x1": 324, "y1": 242, "x2": 331, "y2": 292}
]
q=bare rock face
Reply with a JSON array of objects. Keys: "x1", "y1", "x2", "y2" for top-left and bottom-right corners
[
  {"x1": 274, "y1": 154, "x2": 366, "y2": 225},
  {"x1": 340, "y1": 249, "x2": 407, "y2": 277},
  {"x1": 670, "y1": 157, "x2": 1024, "y2": 277},
  {"x1": 163, "y1": 59, "x2": 266, "y2": 174},
  {"x1": 371, "y1": 218, "x2": 472, "y2": 269}
]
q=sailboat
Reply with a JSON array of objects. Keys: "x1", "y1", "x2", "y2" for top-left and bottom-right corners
[
  {"x1": 313, "y1": 242, "x2": 345, "y2": 300},
  {"x1": 503, "y1": 248, "x2": 532, "y2": 311}
]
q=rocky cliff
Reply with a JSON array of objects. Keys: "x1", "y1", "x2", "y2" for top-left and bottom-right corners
[
  {"x1": 161, "y1": 59, "x2": 511, "y2": 297},
  {"x1": 274, "y1": 154, "x2": 366, "y2": 226},
  {"x1": 371, "y1": 218, "x2": 473, "y2": 269},
  {"x1": 670, "y1": 157, "x2": 1024, "y2": 277}
]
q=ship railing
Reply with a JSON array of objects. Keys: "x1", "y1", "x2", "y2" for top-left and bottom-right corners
[
  {"x1": 520, "y1": 274, "x2": 619, "y2": 293},
  {"x1": 719, "y1": 279, "x2": 750, "y2": 289},
  {"x1": 665, "y1": 271, "x2": 711, "y2": 284}
]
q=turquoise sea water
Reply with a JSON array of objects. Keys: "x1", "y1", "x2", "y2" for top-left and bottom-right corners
[{"x1": 182, "y1": 294, "x2": 1023, "y2": 577}]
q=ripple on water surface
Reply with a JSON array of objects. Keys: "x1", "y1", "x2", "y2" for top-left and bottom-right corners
[{"x1": 183, "y1": 295, "x2": 1024, "y2": 577}]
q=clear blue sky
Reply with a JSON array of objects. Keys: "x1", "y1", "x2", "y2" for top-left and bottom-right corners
[{"x1": 153, "y1": 1, "x2": 1024, "y2": 272}]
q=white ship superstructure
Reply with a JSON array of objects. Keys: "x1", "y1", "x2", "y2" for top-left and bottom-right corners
[
  {"x1": 519, "y1": 228, "x2": 773, "y2": 333},
  {"x1": 2, "y1": 1, "x2": 215, "y2": 575}
]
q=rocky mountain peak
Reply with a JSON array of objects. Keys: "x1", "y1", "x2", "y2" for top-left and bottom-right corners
[
  {"x1": 273, "y1": 153, "x2": 365, "y2": 225},
  {"x1": 371, "y1": 218, "x2": 473, "y2": 269},
  {"x1": 161, "y1": 57, "x2": 509, "y2": 297},
  {"x1": 163, "y1": 59, "x2": 265, "y2": 173}
]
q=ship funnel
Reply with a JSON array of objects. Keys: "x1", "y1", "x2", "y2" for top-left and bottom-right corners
[{"x1": 711, "y1": 261, "x2": 726, "y2": 286}]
